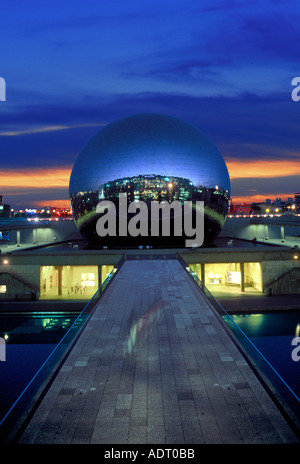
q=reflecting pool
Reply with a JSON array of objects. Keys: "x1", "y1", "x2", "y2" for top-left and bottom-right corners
[
  {"x1": 0, "y1": 312, "x2": 81, "y2": 423},
  {"x1": 223, "y1": 311, "x2": 300, "y2": 407}
]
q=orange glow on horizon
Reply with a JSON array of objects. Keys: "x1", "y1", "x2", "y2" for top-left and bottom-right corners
[
  {"x1": 226, "y1": 158, "x2": 300, "y2": 179},
  {"x1": 230, "y1": 193, "x2": 296, "y2": 204},
  {"x1": 31, "y1": 199, "x2": 71, "y2": 209},
  {"x1": 0, "y1": 167, "x2": 72, "y2": 190},
  {"x1": 2, "y1": 158, "x2": 298, "y2": 191},
  {"x1": 1, "y1": 158, "x2": 299, "y2": 209}
]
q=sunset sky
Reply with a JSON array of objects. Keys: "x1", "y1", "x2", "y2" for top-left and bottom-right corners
[{"x1": 1, "y1": 0, "x2": 300, "y2": 209}]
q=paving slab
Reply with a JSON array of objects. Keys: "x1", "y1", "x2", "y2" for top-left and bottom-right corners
[{"x1": 18, "y1": 259, "x2": 299, "y2": 444}]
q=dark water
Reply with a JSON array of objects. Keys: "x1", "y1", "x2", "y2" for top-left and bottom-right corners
[
  {"x1": 223, "y1": 311, "x2": 300, "y2": 399},
  {"x1": 0, "y1": 313, "x2": 79, "y2": 422}
]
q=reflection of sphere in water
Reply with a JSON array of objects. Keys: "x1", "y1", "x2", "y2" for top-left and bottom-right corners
[{"x1": 69, "y1": 113, "x2": 231, "y2": 247}]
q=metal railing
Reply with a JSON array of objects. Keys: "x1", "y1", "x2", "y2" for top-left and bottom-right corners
[
  {"x1": 0, "y1": 255, "x2": 125, "y2": 442},
  {"x1": 0, "y1": 271, "x2": 39, "y2": 293},
  {"x1": 265, "y1": 266, "x2": 300, "y2": 293}
]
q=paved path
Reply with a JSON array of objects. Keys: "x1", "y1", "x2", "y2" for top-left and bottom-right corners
[{"x1": 18, "y1": 260, "x2": 298, "y2": 444}]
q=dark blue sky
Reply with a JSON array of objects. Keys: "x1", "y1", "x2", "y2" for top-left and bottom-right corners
[{"x1": 1, "y1": 0, "x2": 300, "y2": 208}]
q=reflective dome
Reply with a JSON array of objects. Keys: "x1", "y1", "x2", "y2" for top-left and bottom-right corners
[{"x1": 69, "y1": 113, "x2": 231, "y2": 247}]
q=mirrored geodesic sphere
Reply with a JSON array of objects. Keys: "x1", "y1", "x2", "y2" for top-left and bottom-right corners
[{"x1": 69, "y1": 113, "x2": 231, "y2": 247}]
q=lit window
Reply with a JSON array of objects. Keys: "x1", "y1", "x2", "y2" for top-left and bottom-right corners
[
  {"x1": 81, "y1": 272, "x2": 95, "y2": 287},
  {"x1": 0, "y1": 285, "x2": 7, "y2": 293}
]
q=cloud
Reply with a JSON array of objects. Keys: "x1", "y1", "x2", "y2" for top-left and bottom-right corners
[
  {"x1": 1, "y1": 87, "x2": 299, "y2": 209},
  {"x1": 0, "y1": 90, "x2": 299, "y2": 172},
  {"x1": 240, "y1": 11, "x2": 300, "y2": 62},
  {"x1": 231, "y1": 175, "x2": 300, "y2": 202},
  {"x1": 197, "y1": 0, "x2": 250, "y2": 12},
  {"x1": 0, "y1": 122, "x2": 105, "y2": 137}
]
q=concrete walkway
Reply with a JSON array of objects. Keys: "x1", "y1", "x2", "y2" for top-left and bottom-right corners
[{"x1": 18, "y1": 260, "x2": 299, "y2": 444}]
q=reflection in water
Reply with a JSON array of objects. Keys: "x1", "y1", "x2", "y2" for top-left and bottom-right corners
[
  {"x1": 0, "y1": 314, "x2": 78, "y2": 344},
  {"x1": 0, "y1": 312, "x2": 80, "y2": 421},
  {"x1": 229, "y1": 312, "x2": 300, "y2": 338},
  {"x1": 223, "y1": 311, "x2": 300, "y2": 399},
  {"x1": 125, "y1": 300, "x2": 164, "y2": 355},
  {"x1": 231, "y1": 313, "x2": 265, "y2": 335}
]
